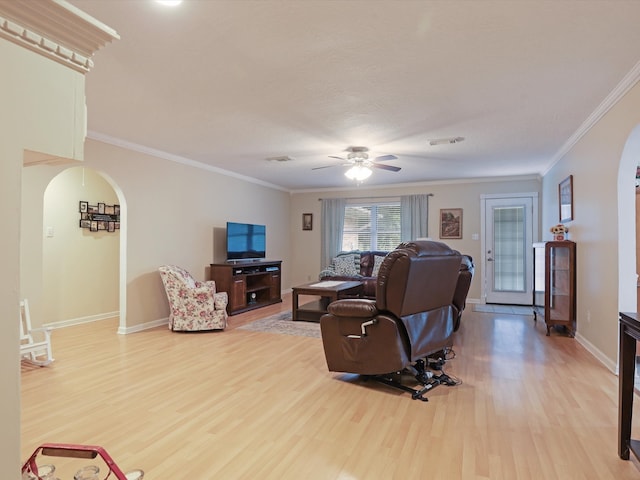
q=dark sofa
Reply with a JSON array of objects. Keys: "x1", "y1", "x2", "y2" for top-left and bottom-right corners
[{"x1": 319, "y1": 251, "x2": 389, "y2": 298}]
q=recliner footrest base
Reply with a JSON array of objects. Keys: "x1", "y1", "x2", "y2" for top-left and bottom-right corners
[{"x1": 365, "y1": 373, "x2": 440, "y2": 402}]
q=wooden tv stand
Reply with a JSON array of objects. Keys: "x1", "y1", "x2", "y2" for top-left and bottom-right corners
[{"x1": 210, "y1": 260, "x2": 282, "y2": 315}]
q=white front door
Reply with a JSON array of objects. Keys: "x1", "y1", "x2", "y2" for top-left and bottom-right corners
[{"x1": 481, "y1": 193, "x2": 538, "y2": 305}]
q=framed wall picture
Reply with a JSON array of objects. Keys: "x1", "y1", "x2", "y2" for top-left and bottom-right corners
[
  {"x1": 79, "y1": 201, "x2": 88, "y2": 213},
  {"x1": 559, "y1": 175, "x2": 573, "y2": 222},
  {"x1": 440, "y1": 208, "x2": 463, "y2": 239},
  {"x1": 302, "y1": 213, "x2": 313, "y2": 231}
]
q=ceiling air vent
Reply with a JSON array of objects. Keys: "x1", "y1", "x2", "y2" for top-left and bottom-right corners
[
  {"x1": 429, "y1": 136, "x2": 465, "y2": 146},
  {"x1": 266, "y1": 156, "x2": 294, "y2": 162}
]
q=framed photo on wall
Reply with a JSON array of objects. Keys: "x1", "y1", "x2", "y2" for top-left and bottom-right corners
[
  {"x1": 440, "y1": 208, "x2": 463, "y2": 239},
  {"x1": 302, "y1": 213, "x2": 313, "y2": 231},
  {"x1": 559, "y1": 175, "x2": 573, "y2": 222}
]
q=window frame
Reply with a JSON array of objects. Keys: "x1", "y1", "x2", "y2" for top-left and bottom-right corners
[{"x1": 341, "y1": 201, "x2": 401, "y2": 252}]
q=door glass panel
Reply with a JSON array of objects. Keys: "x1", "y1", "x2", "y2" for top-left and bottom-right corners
[{"x1": 493, "y1": 206, "x2": 525, "y2": 292}]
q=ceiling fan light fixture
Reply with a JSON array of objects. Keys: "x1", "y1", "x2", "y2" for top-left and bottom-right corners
[
  {"x1": 155, "y1": 1, "x2": 183, "y2": 7},
  {"x1": 344, "y1": 165, "x2": 372, "y2": 181}
]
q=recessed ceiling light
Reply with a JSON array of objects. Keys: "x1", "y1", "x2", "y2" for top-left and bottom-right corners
[{"x1": 155, "y1": 0, "x2": 183, "y2": 6}]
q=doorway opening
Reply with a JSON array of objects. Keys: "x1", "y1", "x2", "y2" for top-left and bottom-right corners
[{"x1": 23, "y1": 165, "x2": 127, "y2": 332}]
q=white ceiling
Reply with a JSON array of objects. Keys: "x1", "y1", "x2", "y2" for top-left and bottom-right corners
[{"x1": 68, "y1": 0, "x2": 640, "y2": 191}]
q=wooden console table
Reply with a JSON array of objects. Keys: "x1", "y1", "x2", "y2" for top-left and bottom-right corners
[
  {"x1": 292, "y1": 280, "x2": 363, "y2": 322},
  {"x1": 619, "y1": 311, "x2": 640, "y2": 460},
  {"x1": 210, "y1": 260, "x2": 282, "y2": 315}
]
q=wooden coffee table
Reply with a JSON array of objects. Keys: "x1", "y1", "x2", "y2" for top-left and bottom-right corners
[{"x1": 292, "y1": 280, "x2": 364, "y2": 322}]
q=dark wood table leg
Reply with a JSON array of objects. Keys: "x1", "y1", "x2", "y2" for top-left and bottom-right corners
[
  {"x1": 292, "y1": 290, "x2": 299, "y2": 321},
  {"x1": 619, "y1": 321, "x2": 636, "y2": 459},
  {"x1": 319, "y1": 292, "x2": 337, "y2": 311}
]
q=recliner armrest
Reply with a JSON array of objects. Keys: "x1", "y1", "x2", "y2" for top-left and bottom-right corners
[{"x1": 327, "y1": 299, "x2": 379, "y2": 318}]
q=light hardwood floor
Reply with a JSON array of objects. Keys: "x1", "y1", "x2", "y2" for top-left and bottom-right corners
[{"x1": 21, "y1": 294, "x2": 640, "y2": 479}]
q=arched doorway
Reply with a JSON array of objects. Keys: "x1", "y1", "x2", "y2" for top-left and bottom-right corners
[
  {"x1": 618, "y1": 125, "x2": 640, "y2": 321},
  {"x1": 23, "y1": 166, "x2": 127, "y2": 331}
]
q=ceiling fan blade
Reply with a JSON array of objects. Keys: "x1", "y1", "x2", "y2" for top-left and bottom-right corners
[
  {"x1": 312, "y1": 162, "x2": 352, "y2": 170},
  {"x1": 373, "y1": 154, "x2": 398, "y2": 162},
  {"x1": 371, "y1": 163, "x2": 401, "y2": 172},
  {"x1": 312, "y1": 164, "x2": 340, "y2": 170},
  {"x1": 328, "y1": 155, "x2": 347, "y2": 160}
]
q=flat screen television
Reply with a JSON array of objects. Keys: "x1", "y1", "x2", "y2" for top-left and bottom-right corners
[{"x1": 226, "y1": 221, "x2": 266, "y2": 261}]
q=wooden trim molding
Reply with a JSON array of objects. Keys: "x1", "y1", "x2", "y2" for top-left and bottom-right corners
[{"x1": 0, "y1": 0, "x2": 119, "y2": 73}]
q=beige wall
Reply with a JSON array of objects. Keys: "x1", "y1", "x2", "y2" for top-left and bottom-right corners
[
  {"x1": 542, "y1": 81, "x2": 640, "y2": 368},
  {"x1": 289, "y1": 177, "x2": 542, "y2": 302},
  {"x1": 2, "y1": 37, "x2": 86, "y2": 478},
  {"x1": 80, "y1": 139, "x2": 292, "y2": 330}
]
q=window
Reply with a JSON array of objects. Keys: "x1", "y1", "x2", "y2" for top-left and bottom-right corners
[{"x1": 342, "y1": 202, "x2": 401, "y2": 251}]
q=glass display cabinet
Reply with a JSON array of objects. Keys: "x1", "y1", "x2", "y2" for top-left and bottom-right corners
[{"x1": 532, "y1": 240, "x2": 576, "y2": 336}]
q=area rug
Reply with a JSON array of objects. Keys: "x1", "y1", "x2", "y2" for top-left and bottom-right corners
[
  {"x1": 237, "y1": 311, "x2": 321, "y2": 338},
  {"x1": 473, "y1": 304, "x2": 533, "y2": 315}
]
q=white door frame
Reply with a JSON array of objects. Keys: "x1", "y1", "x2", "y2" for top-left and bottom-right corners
[{"x1": 480, "y1": 192, "x2": 539, "y2": 304}]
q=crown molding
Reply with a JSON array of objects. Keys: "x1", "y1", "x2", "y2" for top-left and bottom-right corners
[
  {"x1": 86, "y1": 131, "x2": 290, "y2": 193},
  {"x1": 0, "y1": 0, "x2": 118, "y2": 73},
  {"x1": 544, "y1": 59, "x2": 640, "y2": 175},
  {"x1": 291, "y1": 174, "x2": 542, "y2": 195}
]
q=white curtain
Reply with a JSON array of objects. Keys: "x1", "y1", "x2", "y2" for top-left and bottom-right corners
[
  {"x1": 401, "y1": 194, "x2": 429, "y2": 241},
  {"x1": 321, "y1": 198, "x2": 346, "y2": 268}
]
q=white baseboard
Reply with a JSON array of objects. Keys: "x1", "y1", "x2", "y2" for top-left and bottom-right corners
[
  {"x1": 574, "y1": 331, "x2": 618, "y2": 375},
  {"x1": 43, "y1": 311, "x2": 119, "y2": 329},
  {"x1": 118, "y1": 317, "x2": 168, "y2": 335},
  {"x1": 43, "y1": 311, "x2": 169, "y2": 335}
]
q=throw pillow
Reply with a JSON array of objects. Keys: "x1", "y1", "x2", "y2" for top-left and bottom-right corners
[
  {"x1": 351, "y1": 251, "x2": 361, "y2": 273},
  {"x1": 372, "y1": 255, "x2": 386, "y2": 277},
  {"x1": 332, "y1": 254, "x2": 359, "y2": 276},
  {"x1": 337, "y1": 251, "x2": 361, "y2": 273}
]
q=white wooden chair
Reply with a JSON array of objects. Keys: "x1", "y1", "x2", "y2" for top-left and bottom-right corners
[{"x1": 20, "y1": 299, "x2": 54, "y2": 366}]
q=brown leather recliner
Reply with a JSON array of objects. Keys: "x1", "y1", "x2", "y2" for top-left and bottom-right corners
[
  {"x1": 320, "y1": 240, "x2": 473, "y2": 401},
  {"x1": 453, "y1": 254, "x2": 474, "y2": 331}
]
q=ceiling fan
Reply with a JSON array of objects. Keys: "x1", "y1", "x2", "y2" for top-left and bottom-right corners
[{"x1": 313, "y1": 146, "x2": 401, "y2": 181}]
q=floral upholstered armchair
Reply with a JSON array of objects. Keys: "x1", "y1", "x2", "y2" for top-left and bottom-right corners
[{"x1": 158, "y1": 265, "x2": 228, "y2": 331}]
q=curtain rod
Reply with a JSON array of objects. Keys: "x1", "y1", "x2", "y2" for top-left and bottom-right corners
[{"x1": 318, "y1": 193, "x2": 433, "y2": 201}]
